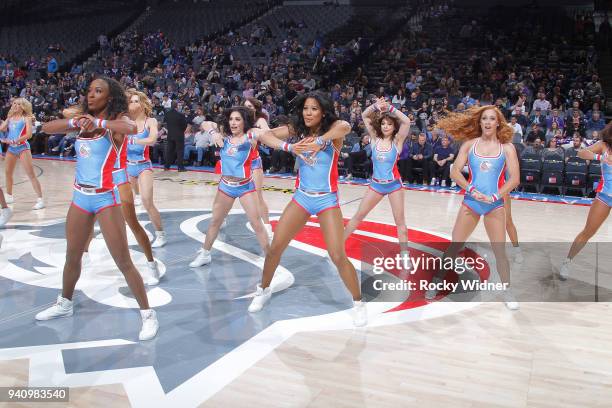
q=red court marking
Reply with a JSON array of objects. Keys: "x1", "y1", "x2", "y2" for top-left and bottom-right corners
[{"x1": 270, "y1": 218, "x2": 491, "y2": 312}]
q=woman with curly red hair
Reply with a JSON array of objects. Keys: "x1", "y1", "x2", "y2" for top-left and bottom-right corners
[{"x1": 426, "y1": 106, "x2": 521, "y2": 310}]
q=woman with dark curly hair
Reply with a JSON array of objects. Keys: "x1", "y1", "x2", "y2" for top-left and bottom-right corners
[
  {"x1": 37, "y1": 77, "x2": 158, "y2": 341},
  {"x1": 559, "y1": 122, "x2": 612, "y2": 280},
  {"x1": 190, "y1": 106, "x2": 282, "y2": 267},
  {"x1": 426, "y1": 106, "x2": 520, "y2": 310},
  {"x1": 248, "y1": 92, "x2": 367, "y2": 327},
  {"x1": 343, "y1": 97, "x2": 411, "y2": 258}
]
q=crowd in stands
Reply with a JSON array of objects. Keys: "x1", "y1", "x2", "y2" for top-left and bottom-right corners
[{"x1": 0, "y1": 0, "x2": 609, "y2": 196}]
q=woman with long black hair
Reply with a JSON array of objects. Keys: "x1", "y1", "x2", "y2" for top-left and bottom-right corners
[
  {"x1": 248, "y1": 92, "x2": 367, "y2": 327},
  {"x1": 37, "y1": 77, "x2": 158, "y2": 341}
]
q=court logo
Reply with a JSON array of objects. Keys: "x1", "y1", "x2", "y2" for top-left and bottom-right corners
[{"x1": 0, "y1": 210, "x2": 486, "y2": 406}]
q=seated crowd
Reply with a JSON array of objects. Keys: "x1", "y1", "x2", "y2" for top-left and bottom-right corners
[{"x1": 0, "y1": 1, "x2": 608, "y2": 198}]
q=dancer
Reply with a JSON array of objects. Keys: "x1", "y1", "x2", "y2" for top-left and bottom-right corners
[
  {"x1": 243, "y1": 97, "x2": 272, "y2": 236},
  {"x1": 125, "y1": 89, "x2": 166, "y2": 249},
  {"x1": 37, "y1": 77, "x2": 158, "y2": 341},
  {"x1": 559, "y1": 122, "x2": 612, "y2": 280},
  {"x1": 79, "y1": 98, "x2": 162, "y2": 285},
  {"x1": 0, "y1": 98, "x2": 45, "y2": 209},
  {"x1": 248, "y1": 92, "x2": 367, "y2": 327},
  {"x1": 426, "y1": 106, "x2": 520, "y2": 310},
  {"x1": 343, "y1": 98, "x2": 411, "y2": 258},
  {"x1": 190, "y1": 106, "x2": 278, "y2": 267}
]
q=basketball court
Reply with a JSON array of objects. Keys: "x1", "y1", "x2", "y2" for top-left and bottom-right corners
[{"x1": 0, "y1": 157, "x2": 611, "y2": 407}]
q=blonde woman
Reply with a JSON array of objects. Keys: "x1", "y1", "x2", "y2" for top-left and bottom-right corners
[
  {"x1": 0, "y1": 98, "x2": 44, "y2": 209},
  {"x1": 125, "y1": 89, "x2": 166, "y2": 248}
]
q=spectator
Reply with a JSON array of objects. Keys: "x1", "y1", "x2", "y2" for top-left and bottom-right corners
[
  {"x1": 529, "y1": 107, "x2": 547, "y2": 129},
  {"x1": 532, "y1": 92, "x2": 551, "y2": 113},
  {"x1": 563, "y1": 133, "x2": 586, "y2": 159},
  {"x1": 403, "y1": 132, "x2": 432, "y2": 184},
  {"x1": 340, "y1": 134, "x2": 372, "y2": 180},
  {"x1": 525, "y1": 123, "x2": 545, "y2": 144},
  {"x1": 565, "y1": 110, "x2": 586, "y2": 138},
  {"x1": 46, "y1": 56, "x2": 58, "y2": 74},
  {"x1": 586, "y1": 111, "x2": 605, "y2": 138},
  {"x1": 430, "y1": 136, "x2": 454, "y2": 186},
  {"x1": 392, "y1": 89, "x2": 406, "y2": 108},
  {"x1": 47, "y1": 133, "x2": 64, "y2": 155},
  {"x1": 161, "y1": 94, "x2": 172, "y2": 110},
  {"x1": 183, "y1": 126, "x2": 211, "y2": 166},
  {"x1": 547, "y1": 109, "x2": 565, "y2": 131},
  {"x1": 509, "y1": 116, "x2": 523, "y2": 139}
]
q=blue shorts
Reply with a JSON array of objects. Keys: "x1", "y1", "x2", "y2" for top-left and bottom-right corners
[
  {"x1": 7, "y1": 142, "x2": 30, "y2": 156},
  {"x1": 218, "y1": 179, "x2": 256, "y2": 199},
  {"x1": 251, "y1": 157, "x2": 263, "y2": 170},
  {"x1": 369, "y1": 179, "x2": 403, "y2": 195},
  {"x1": 292, "y1": 189, "x2": 339, "y2": 216},
  {"x1": 71, "y1": 187, "x2": 121, "y2": 214},
  {"x1": 462, "y1": 196, "x2": 504, "y2": 216},
  {"x1": 596, "y1": 192, "x2": 612, "y2": 207},
  {"x1": 127, "y1": 161, "x2": 153, "y2": 178},
  {"x1": 112, "y1": 168, "x2": 129, "y2": 186}
]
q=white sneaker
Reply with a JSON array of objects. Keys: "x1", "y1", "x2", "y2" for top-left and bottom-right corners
[
  {"x1": 35, "y1": 295, "x2": 73, "y2": 320},
  {"x1": 352, "y1": 300, "x2": 367, "y2": 327},
  {"x1": 430, "y1": 178, "x2": 437, "y2": 186},
  {"x1": 151, "y1": 231, "x2": 167, "y2": 248},
  {"x1": 134, "y1": 194, "x2": 142, "y2": 206},
  {"x1": 5, "y1": 194, "x2": 13, "y2": 204},
  {"x1": 139, "y1": 309, "x2": 159, "y2": 341},
  {"x1": 0, "y1": 207, "x2": 13, "y2": 227},
  {"x1": 248, "y1": 284, "x2": 272, "y2": 312},
  {"x1": 146, "y1": 261, "x2": 161, "y2": 286},
  {"x1": 503, "y1": 290, "x2": 520, "y2": 311},
  {"x1": 451, "y1": 181, "x2": 457, "y2": 188},
  {"x1": 441, "y1": 180, "x2": 447, "y2": 187},
  {"x1": 559, "y1": 258, "x2": 571, "y2": 281},
  {"x1": 33, "y1": 198, "x2": 45, "y2": 210},
  {"x1": 189, "y1": 248, "x2": 211, "y2": 267}
]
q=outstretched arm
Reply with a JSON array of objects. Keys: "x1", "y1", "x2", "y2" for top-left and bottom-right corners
[{"x1": 578, "y1": 141, "x2": 606, "y2": 160}]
